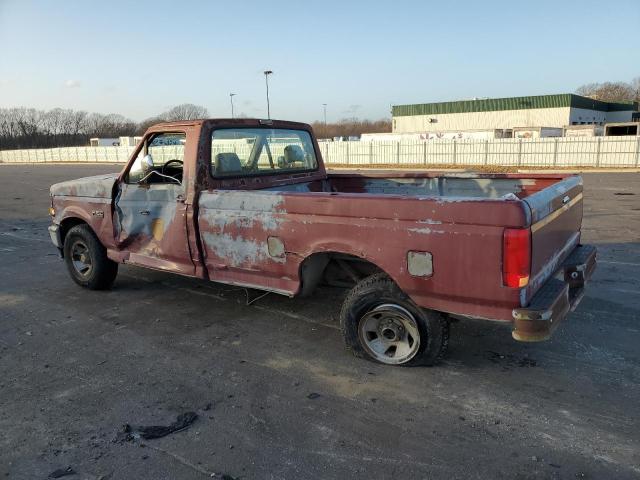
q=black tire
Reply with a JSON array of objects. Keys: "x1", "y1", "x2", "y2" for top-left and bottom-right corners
[
  {"x1": 63, "y1": 224, "x2": 118, "y2": 290},
  {"x1": 340, "y1": 273, "x2": 449, "y2": 366}
]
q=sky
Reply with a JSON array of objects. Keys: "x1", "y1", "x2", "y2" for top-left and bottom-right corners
[{"x1": 0, "y1": 0, "x2": 638, "y2": 123}]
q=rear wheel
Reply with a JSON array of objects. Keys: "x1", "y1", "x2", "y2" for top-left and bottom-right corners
[
  {"x1": 340, "y1": 274, "x2": 448, "y2": 366},
  {"x1": 63, "y1": 224, "x2": 118, "y2": 290}
]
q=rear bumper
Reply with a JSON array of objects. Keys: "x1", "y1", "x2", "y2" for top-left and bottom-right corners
[{"x1": 512, "y1": 244, "x2": 596, "y2": 342}]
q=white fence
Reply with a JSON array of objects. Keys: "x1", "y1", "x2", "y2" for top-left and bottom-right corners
[
  {"x1": 1, "y1": 136, "x2": 640, "y2": 168},
  {"x1": 0, "y1": 146, "x2": 136, "y2": 163},
  {"x1": 319, "y1": 137, "x2": 640, "y2": 168}
]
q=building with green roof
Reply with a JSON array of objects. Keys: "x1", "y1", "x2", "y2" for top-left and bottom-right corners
[{"x1": 391, "y1": 94, "x2": 639, "y2": 135}]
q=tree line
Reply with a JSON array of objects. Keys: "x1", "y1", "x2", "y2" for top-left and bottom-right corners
[
  {"x1": 0, "y1": 104, "x2": 210, "y2": 150},
  {"x1": 311, "y1": 118, "x2": 391, "y2": 139},
  {"x1": 576, "y1": 76, "x2": 640, "y2": 103},
  {"x1": 4, "y1": 75, "x2": 637, "y2": 151}
]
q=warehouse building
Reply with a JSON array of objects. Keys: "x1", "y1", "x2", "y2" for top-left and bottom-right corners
[{"x1": 392, "y1": 94, "x2": 639, "y2": 134}]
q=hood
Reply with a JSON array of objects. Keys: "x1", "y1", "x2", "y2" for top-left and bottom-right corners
[{"x1": 50, "y1": 173, "x2": 119, "y2": 198}]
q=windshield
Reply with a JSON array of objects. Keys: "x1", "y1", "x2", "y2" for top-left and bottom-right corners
[{"x1": 211, "y1": 128, "x2": 317, "y2": 177}]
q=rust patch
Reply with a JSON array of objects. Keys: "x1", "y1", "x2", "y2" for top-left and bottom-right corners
[{"x1": 151, "y1": 218, "x2": 164, "y2": 241}]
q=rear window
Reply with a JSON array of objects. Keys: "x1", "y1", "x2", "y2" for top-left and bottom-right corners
[{"x1": 210, "y1": 128, "x2": 317, "y2": 177}]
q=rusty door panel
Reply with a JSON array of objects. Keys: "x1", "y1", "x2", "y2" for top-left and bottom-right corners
[{"x1": 114, "y1": 183, "x2": 194, "y2": 274}]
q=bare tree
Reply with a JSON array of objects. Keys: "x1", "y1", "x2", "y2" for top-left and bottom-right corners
[
  {"x1": 631, "y1": 77, "x2": 640, "y2": 103},
  {"x1": 576, "y1": 81, "x2": 636, "y2": 102},
  {"x1": 0, "y1": 107, "x2": 136, "y2": 149},
  {"x1": 311, "y1": 118, "x2": 392, "y2": 139},
  {"x1": 134, "y1": 104, "x2": 210, "y2": 134},
  {"x1": 135, "y1": 116, "x2": 165, "y2": 135},
  {"x1": 163, "y1": 103, "x2": 209, "y2": 121}
]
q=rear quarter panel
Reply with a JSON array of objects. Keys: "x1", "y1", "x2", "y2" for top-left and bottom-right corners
[{"x1": 198, "y1": 190, "x2": 531, "y2": 320}]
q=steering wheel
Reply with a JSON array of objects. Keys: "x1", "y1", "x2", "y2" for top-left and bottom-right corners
[{"x1": 161, "y1": 159, "x2": 183, "y2": 174}]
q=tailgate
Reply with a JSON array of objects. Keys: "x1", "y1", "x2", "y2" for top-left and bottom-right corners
[{"x1": 523, "y1": 176, "x2": 583, "y2": 298}]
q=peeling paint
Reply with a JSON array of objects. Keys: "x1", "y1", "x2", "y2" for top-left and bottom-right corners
[
  {"x1": 199, "y1": 190, "x2": 285, "y2": 213},
  {"x1": 408, "y1": 227, "x2": 432, "y2": 234},
  {"x1": 203, "y1": 232, "x2": 285, "y2": 267},
  {"x1": 50, "y1": 173, "x2": 118, "y2": 198}
]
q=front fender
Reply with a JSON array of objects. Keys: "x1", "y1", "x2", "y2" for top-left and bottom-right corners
[{"x1": 52, "y1": 197, "x2": 115, "y2": 250}]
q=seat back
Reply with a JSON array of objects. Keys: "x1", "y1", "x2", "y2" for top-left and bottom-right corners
[
  {"x1": 214, "y1": 152, "x2": 242, "y2": 175},
  {"x1": 284, "y1": 144, "x2": 305, "y2": 164}
]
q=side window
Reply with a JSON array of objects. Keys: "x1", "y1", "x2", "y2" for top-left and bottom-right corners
[
  {"x1": 127, "y1": 133, "x2": 186, "y2": 184},
  {"x1": 210, "y1": 128, "x2": 317, "y2": 177}
]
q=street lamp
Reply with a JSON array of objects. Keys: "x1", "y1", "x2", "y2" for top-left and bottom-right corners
[
  {"x1": 322, "y1": 103, "x2": 327, "y2": 138},
  {"x1": 263, "y1": 70, "x2": 273, "y2": 119},
  {"x1": 229, "y1": 93, "x2": 236, "y2": 119}
]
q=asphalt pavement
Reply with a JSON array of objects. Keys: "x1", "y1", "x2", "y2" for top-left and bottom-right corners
[{"x1": 0, "y1": 164, "x2": 638, "y2": 479}]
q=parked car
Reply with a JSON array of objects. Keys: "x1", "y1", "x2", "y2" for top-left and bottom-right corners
[{"x1": 49, "y1": 119, "x2": 596, "y2": 366}]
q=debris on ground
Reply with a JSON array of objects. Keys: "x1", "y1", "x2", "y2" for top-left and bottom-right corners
[
  {"x1": 486, "y1": 351, "x2": 537, "y2": 368},
  {"x1": 48, "y1": 466, "x2": 76, "y2": 478},
  {"x1": 117, "y1": 412, "x2": 198, "y2": 441}
]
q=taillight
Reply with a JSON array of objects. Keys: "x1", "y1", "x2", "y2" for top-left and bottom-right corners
[{"x1": 503, "y1": 228, "x2": 531, "y2": 288}]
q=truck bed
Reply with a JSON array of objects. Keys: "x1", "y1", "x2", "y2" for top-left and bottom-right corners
[
  {"x1": 199, "y1": 170, "x2": 582, "y2": 323},
  {"x1": 266, "y1": 170, "x2": 568, "y2": 199},
  {"x1": 326, "y1": 170, "x2": 565, "y2": 199}
]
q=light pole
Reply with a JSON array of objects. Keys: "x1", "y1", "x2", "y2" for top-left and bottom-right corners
[
  {"x1": 229, "y1": 93, "x2": 236, "y2": 119},
  {"x1": 322, "y1": 103, "x2": 327, "y2": 138},
  {"x1": 263, "y1": 70, "x2": 273, "y2": 119}
]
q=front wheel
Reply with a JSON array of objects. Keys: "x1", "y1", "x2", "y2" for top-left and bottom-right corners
[
  {"x1": 63, "y1": 224, "x2": 118, "y2": 290},
  {"x1": 340, "y1": 274, "x2": 449, "y2": 366}
]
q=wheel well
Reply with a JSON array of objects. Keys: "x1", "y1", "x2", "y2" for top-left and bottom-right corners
[
  {"x1": 298, "y1": 252, "x2": 385, "y2": 297},
  {"x1": 59, "y1": 217, "x2": 88, "y2": 246}
]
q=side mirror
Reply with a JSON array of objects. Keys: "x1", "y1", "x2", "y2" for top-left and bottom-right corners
[{"x1": 142, "y1": 154, "x2": 154, "y2": 172}]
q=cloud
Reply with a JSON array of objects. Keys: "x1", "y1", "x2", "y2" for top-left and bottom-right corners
[{"x1": 64, "y1": 79, "x2": 81, "y2": 88}]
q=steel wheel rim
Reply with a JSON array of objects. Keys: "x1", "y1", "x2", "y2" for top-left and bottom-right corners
[
  {"x1": 70, "y1": 240, "x2": 92, "y2": 277},
  {"x1": 358, "y1": 303, "x2": 421, "y2": 365}
]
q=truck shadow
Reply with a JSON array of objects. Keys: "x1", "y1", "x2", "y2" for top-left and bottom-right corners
[{"x1": 98, "y1": 239, "x2": 639, "y2": 376}]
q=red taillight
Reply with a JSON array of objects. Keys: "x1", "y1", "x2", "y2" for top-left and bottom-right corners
[{"x1": 503, "y1": 228, "x2": 531, "y2": 288}]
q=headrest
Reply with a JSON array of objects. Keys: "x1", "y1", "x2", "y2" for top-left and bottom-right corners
[
  {"x1": 214, "y1": 152, "x2": 242, "y2": 174},
  {"x1": 283, "y1": 144, "x2": 305, "y2": 163}
]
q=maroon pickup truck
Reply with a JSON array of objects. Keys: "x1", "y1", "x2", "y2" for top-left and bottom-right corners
[{"x1": 48, "y1": 119, "x2": 596, "y2": 366}]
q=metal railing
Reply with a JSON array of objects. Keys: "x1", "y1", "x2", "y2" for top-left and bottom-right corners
[{"x1": 1, "y1": 136, "x2": 639, "y2": 168}]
